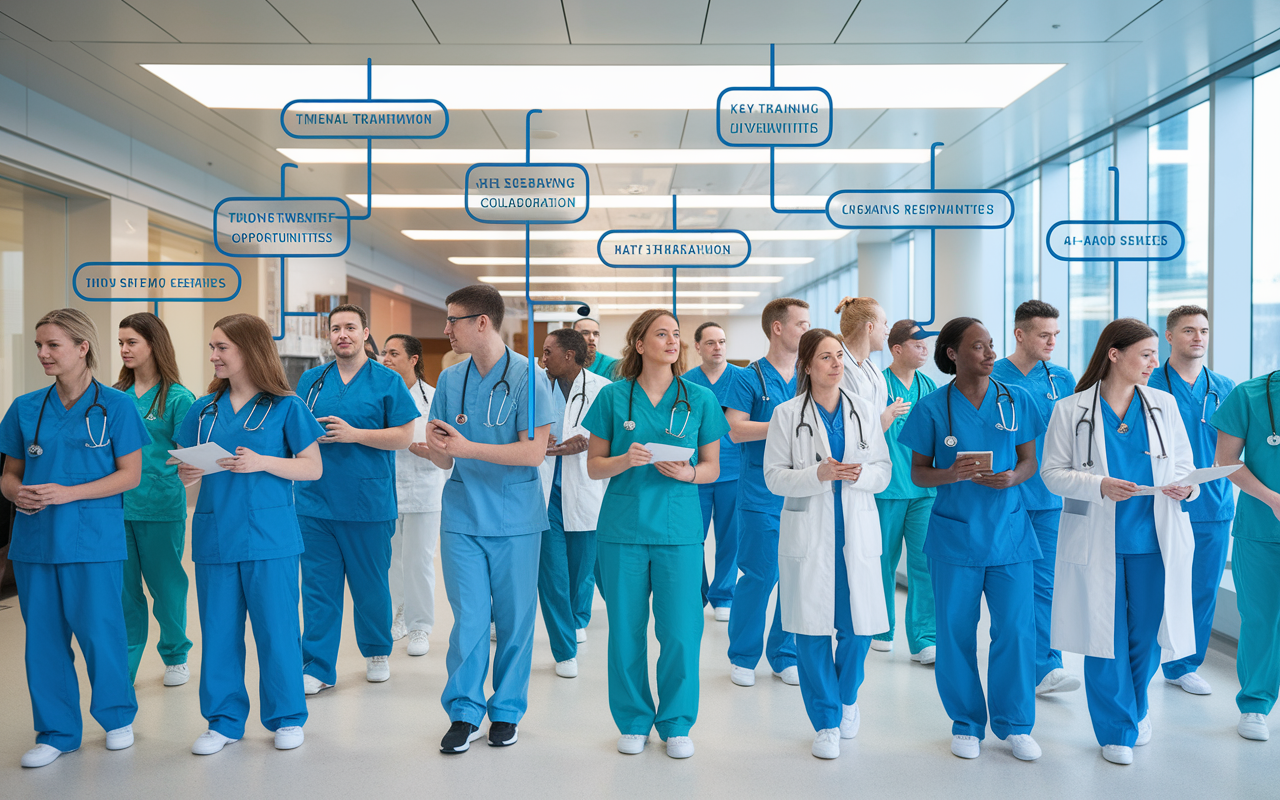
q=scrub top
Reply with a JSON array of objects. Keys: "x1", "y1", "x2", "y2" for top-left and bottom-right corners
[
  {"x1": 992, "y1": 357, "x2": 1076, "y2": 512},
  {"x1": 897, "y1": 380, "x2": 1044, "y2": 567},
  {"x1": 682, "y1": 362, "x2": 745, "y2": 484},
  {"x1": 549, "y1": 374, "x2": 568, "y2": 488},
  {"x1": 177, "y1": 392, "x2": 323, "y2": 564},
  {"x1": 1100, "y1": 397, "x2": 1159, "y2": 555},
  {"x1": 1148, "y1": 362, "x2": 1236, "y2": 522},
  {"x1": 879, "y1": 368, "x2": 938, "y2": 501},
  {"x1": 122, "y1": 382, "x2": 195, "y2": 522},
  {"x1": 0, "y1": 380, "x2": 150, "y2": 564},
  {"x1": 429, "y1": 349, "x2": 554, "y2": 537},
  {"x1": 582, "y1": 377, "x2": 729, "y2": 546},
  {"x1": 723, "y1": 358, "x2": 796, "y2": 514},
  {"x1": 294, "y1": 359, "x2": 420, "y2": 522},
  {"x1": 817, "y1": 399, "x2": 846, "y2": 525},
  {"x1": 1211, "y1": 375, "x2": 1280, "y2": 543},
  {"x1": 586, "y1": 352, "x2": 619, "y2": 380}
]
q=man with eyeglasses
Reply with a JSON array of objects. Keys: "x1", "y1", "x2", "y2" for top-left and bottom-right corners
[{"x1": 574, "y1": 317, "x2": 619, "y2": 380}]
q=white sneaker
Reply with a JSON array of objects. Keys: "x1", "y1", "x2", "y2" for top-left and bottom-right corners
[
  {"x1": 21, "y1": 743, "x2": 68, "y2": 768},
  {"x1": 870, "y1": 639, "x2": 893, "y2": 652},
  {"x1": 391, "y1": 605, "x2": 408, "y2": 641},
  {"x1": 1136, "y1": 715, "x2": 1151, "y2": 747},
  {"x1": 491, "y1": 622, "x2": 497, "y2": 642},
  {"x1": 1166, "y1": 672, "x2": 1212, "y2": 695},
  {"x1": 274, "y1": 726, "x2": 304, "y2": 750},
  {"x1": 665, "y1": 736, "x2": 694, "y2": 759},
  {"x1": 105, "y1": 725, "x2": 134, "y2": 751},
  {"x1": 617, "y1": 734, "x2": 647, "y2": 754},
  {"x1": 576, "y1": 628, "x2": 587, "y2": 643},
  {"x1": 1239, "y1": 713, "x2": 1270, "y2": 741},
  {"x1": 555, "y1": 658, "x2": 579, "y2": 678},
  {"x1": 910, "y1": 646, "x2": 936, "y2": 665},
  {"x1": 1102, "y1": 744, "x2": 1133, "y2": 765},
  {"x1": 366, "y1": 655, "x2": 390, "y2": 682},
  {"x1": 839, "y1": 703, "x2": 860, "y2": 739},
  {"x1": 1008, "y1": 733, "x2": 1041, "y2": 761},
  {"x1": 714, "y1": 606, "x2": 731, "y2": 622},
  {"x1": 407, "y1": 630, "x2": 430, "y2": 656},
  {"x1": 773, "y1": 666, "x2": 799, "y2": 685},
  {"x1": 812, "y1": 728, "x2": 840, "y2": 759},
  {"x1": 164, "y1": 664, "x2": 190, "y2": 686},
  {"x1": 951, "y1": 734, "x2": 980, "y2": 759},
  {"x1": 191, "y1": 730, "x2": 238, "y2": 755},
  {"x1": 730, "y1": 665, "x2": 756, "y2": 687},
  {"x1": 302, "y1": 674, "x2": 332, "y2": 695},
  {"x1": 1036, "y1": 668, "x2": 1082, "y2": 695}
]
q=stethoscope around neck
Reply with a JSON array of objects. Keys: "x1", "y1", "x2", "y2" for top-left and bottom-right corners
[
  {"x1": 457, "y1": 348, "x2": 512, "y2": 427},
  {"x1": 1266, "y1": 370, "x2": 1280, "y2": 447},
  {"x1": 27, "y1": 378, "x2": 110, "y2": 457},
  {"x1": 564, "y1": 369, "x2": 588, "y2": 428},
  {"x1": 624, "y1": 375, "x2": 691, "y2": 438},
  {"x1": 943, "y1": 378, "x2": 1017, "y2": 448},
  {"x1": 797, "y1": 389, "x2": 867, "y2": 462},
  {"x1": 197, "y1": 389, "x2": 274, "y2": 444},
  {"x1": 1162, "y1": 361, "x2": 1221, "y2": 424},
  {"x1": 1073, "y1": 382, "x2": 1168, "y2": 468}
]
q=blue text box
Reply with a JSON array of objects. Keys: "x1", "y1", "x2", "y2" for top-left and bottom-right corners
[
  {"x1": 716, "y1": 87, "x2": 833, "y2": 148},
  {"x1": 281, "y1": 99, "x2": 448, "y2": 139},
  {"x1": 465, "y1": 164, "x2": 589, "y2": 225},
  {"x1": 73, "y1": 262, "x2": 241, "y2": 303},
  {"x1": 825, "y1": 189, "x2": 1014, "y2": 230},
  {"x1": 597, "y1": 230, "x2": 751, "y2": 268},
  {"x1": 214, "y1": 197, "x2": 351, "y2": 258},
  {"x1": 1045, "y1": 220, "x2": 1186, "y2": 261}
]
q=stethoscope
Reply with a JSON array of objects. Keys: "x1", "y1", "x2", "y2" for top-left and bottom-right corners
[
  {"x1": 1265, "y1": 371, "x2": 1280, "y2": 446},
  {"x1": 943, "y1": 378, "x2": 1017, "y2": 448},
  {"x1": 1073, "y1": 382, "x2": 1168, "y2": 468},
  {"x1": 796, "y1": 389, "x2": 867, "y2": 463},
  {"x1": 750, "y1": 360, "x2": 771, "y2": 404},
  {"x1": 1041, "y1": 360, "x2": 1060, "y2": 401},
  {"x1": 457, "y1": 348, "x2": 512, "y2": 427},
  {"x1": 564, "y1": 370, "x2": 588, "y2": 428},
  {"x1": 1162, "y1": 362, "x2": 1220, "y2": 424},
  {"x1": 304, "y1": 362, "x2": 338, "y2": 411},
  {"x1": 27, "y1": 379, "x2": 110, "y2": 457},
  {"x1": 624, "y1": 376, "x2": 691, "y2": 438},
  {"x1": 196, "y1": 390, "x2": 274, "y2": 445}
]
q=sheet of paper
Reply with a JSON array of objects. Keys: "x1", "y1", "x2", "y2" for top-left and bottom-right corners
[
  {"x1": 167, "y1": 442, "x2": 234, "y2": 475},
  {"x1": 1133, "y1": 463, "x2": 1242, "y2": 495},
  {"x1": 957, "y1": 451, "x2": 993, "y2": 473},
  {"x1": 643, "y1": 442, "x2": 696, "y2": 463}
]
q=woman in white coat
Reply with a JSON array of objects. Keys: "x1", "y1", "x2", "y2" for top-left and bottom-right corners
[
  {"x1": 764, "y1": 328, "x2": 892, "y2": 760},
  {"x1": 1041, "y1": 318, "x2": 1197, "y2": 766}
]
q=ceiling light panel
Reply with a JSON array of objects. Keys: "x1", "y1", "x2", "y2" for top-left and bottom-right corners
[
  {"x1": 404, "y1": 229, "x2": 848, "y2": 241},
  {"x1": 480, "y1": 276, "x2": 784, "y2": 284},
  {"x1": 499, "y1": 290, "x2": 759, "y2": 298},
  {"x1": 354, "y1": 194, "x2": 827, "y2": 209},
  {"x1": 450, "y1": 256, "x2": 812, "y2": 265},
  {"x1": 280, "y1": 148, "x2": 929, "y2": 164}
]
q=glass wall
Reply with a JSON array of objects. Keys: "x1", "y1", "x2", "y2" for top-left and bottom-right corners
[
  {"x1": 1067, "y1": 148, "x2": 1114, "y2": 374},
  {"x1": 1254, "y1": 68, "x2": 1280, "y2": 376},
  {"x1": 1004, "y1": 179, "x2": 1040, "y2": 353},
  {"x1": 794, "y1": 263, "x2": 857, "y2": 327}
]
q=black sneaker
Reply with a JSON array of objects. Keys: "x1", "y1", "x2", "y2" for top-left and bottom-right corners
[
  {"x1": 488, "y1": 721, "x2": 518, "y2": 747},
  {"x1": 440, "y1": 721, "x2": 481, "y2": 754}
]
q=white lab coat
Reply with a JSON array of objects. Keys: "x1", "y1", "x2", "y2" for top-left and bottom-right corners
[
  {"x1": 1040, "y1": 385, "x2": 1198, "y2": 661},
  {"x1": 539, "y1": 368, "x2": 611, "y2": 532},
  {"x1": 764, "y1": 391, "x2": 892, "y2": 637},
  {"x1": 395, "y1": 379, "x2": 448, "y2": 513}
]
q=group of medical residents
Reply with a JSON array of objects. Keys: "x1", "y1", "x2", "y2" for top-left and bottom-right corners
[{"x1": 3, "y1": 286, "x2": 1278, "y2": 770}]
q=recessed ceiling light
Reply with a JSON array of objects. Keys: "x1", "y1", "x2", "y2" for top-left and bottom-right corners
[
  {"x1": 480, "y1": 276, "x2": 785, "y2": 284},
  {"x1": 499, "y1": 290, "x2": 759, "y2": 298},
  {"x1": 450, "y1": 256, "x2": 812, "y2": 266},
  {"x1": 282, "y1": 148, "x2": 928, "y2": 165},
  {"x1": 596, "y1": 303, "x2": 745, "y2": 311},
  {"x1": 405, "y1": 229, "x2": 848, "y2": 241},
  {"x1": 355, "y1": 194, "x2": 826, "y2": 209}
]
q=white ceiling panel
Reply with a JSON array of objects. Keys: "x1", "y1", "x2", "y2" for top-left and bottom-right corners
[
  {"x1": 594, "y1": 166, "x2": 675, "y2": 197},
  {"x1": 417, "y1": 0, "x2": 569, "y2": 44},
  {"x1": 562, "y1": 0, "x2": 708, "y2": 44},
  {"x1": 702, "y1": 0, "x2": 854, "y2": 44},
  {"x1": 0, "y1": 1, "x2": 176, "y2": 42},
  {"x1": 270, "y1": 0, "x2": 437, "y2": 44},
  {"x1": 671, "y1": 164, "x2": 756, "y2": 195},
  {"x1": 483, "y1": 110, "x2": 594, "y2": 150},
  {"x1": 851, "y1": 108, "x2": 1000, "y2": 149},
  {"x1": 838, "y1": 0, "x2": 1005, "y2": 44},
  {"x1": 127, "y1": 0, "x2": 306, "y2": 44},
  {"x1": 970, "y1": 0, "x2": 1165, "y2": 43},
  {"x1": 586, "y1": 110, "x2": 688, "y2": 149}
]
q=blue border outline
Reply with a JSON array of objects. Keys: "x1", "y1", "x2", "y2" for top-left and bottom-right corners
[
  {"x1": 213, "y1": 196, "x2": 352, "y2": 258},
  {"x1": 73, "y1": 261, "x2": 242, "y2": 303},
  {"x1": 715, "y1": 86, "x2": 834, "y2": 148},
  {"x1": 1044, "y1": 219, "x2": 1186, "y2": 262},
  {"x1": 596, "y1": 228, "x2": 752, "y2": 268},
  {"x1": 824, "y1": 188, "x2": 1016, "y2": 230},
  {"x1": 280, "y1": 98, "x2": 448, "y2": 140},
  {"x1": 464, "y1": 163, "x2": 590, "y2": 225}
]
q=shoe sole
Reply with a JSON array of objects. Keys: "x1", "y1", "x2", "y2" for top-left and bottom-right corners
[
  {"x1": 274, "y1": 737, "x2": 304, "y2": 751},
  {"x1": 1165, "y1": 678, "x2": 1211, "y2": 695},
  {"x1": 441, "y1": 729, "x2": 483, "y2": 754},
  {"x1": 366, "y1": 672, "x2": 390, "y2": 683},
  {"x1": 812, "y1": 749, "x2": 839, "y2": 759},
  {"x1": 105, "y1": 738, "x2": 134, "y2": 751},
  {"x1": 1036, "y1": 680, "x2": 1081, "y2": 696},
  {"x1": 489, "y1": 729, "x2": 518, "y2": 747},
  {"x1": 730, "y1": 675, "x2": 755, "y2": 687},
  {"x1": 21, "y1": 747, "x2": 77, "y2": 768},
  {"x1": 772, "y1": 673, "x2": 798, "y2": 686},
  {"x1": 617, "y1": 739, "x2": 647, "y2": 755},
  {"x1": 192, "y1": 738, "x2": 238, "y2": 756}
]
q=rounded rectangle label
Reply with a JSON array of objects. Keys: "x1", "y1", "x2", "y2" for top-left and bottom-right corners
[
  {"x1": 825, "y1": 189, "x2": 1014, "y2": 229},
  {"x1": 281, "y1": 99, "x2": 448, "y2": 139},
  {"x1": 597, "y1": 230, "x2": 751, "y2": 268},
  {"x1": 214, "y1": 197, "x2": 351, "y2": 257},
  {"x1": 1045, "y1": 220, "x2": 1186, "y2": 262},
  {"x1": 717, "y1": 87, "x2": 833, "y2": 148},
  {"x1": 73, "y1": 262, "x2": 241, "y2": 303},
  {"x1": 465, "y1": 164, "x2": 589, "y2": 224}
]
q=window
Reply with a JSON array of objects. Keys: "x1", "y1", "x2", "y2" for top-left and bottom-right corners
[
  {"x1": 794, "y1": 263, "x2": 857, "y2": 332},
  {"x1": 1004, "y1": 179, "x2": 1040, "y2": 353},
  {"x1": 1255, "y1": 69, "x2": 1280, "y2": 376},
  {"x1": 1068, "y1": 148, "x2": 1114, "y2": 374}
]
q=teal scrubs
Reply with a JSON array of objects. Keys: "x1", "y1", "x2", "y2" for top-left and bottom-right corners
[
  {"x1": 587, "y1": 352, "x2": 619, "y2": 380},
  {"x1": 874, "y1": 367, "x2": 938, "y2": 653},
  {"x1": 582, "y1": 376, "x2": 729, "y2": 740},
  {"x1": 1211, "y1": 375, "x2": 1280, "y2": 715},
  {"x1": 121, "y1": 382, "x2": 195, "y2": 682}
]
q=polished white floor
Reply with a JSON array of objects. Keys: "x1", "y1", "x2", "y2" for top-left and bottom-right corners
[{"x1": 1, "y1": 535, "x2": 1275, "y2": 799}]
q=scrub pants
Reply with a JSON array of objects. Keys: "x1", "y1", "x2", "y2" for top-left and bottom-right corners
[
  {"x1": 1084, "y1": 553, "x2": 1165, "y2": 746},
  {"x1": 727, "y1": 508, "x2": 797, "y2": 673},
  {"x1": 597, "y1": 541, "x2": 704, "y2": 739},
  {"x1": 1162, "y1": 520, "x2": 1231, "y2": 680},
  {"x1": 930, "y1": 558, "x2": 1035, "y2": 741},
  {"x1": 300, "y1": 516, "x2": 394, "y2": 686},
  {"x1": 1233, "y1": 537, "x2": 1280, "y2": 715},
  {"x1": 872, "y1": 497, "x2": 936, "y2": 653},
  {"x1": 122, "y1": 519, "x2": 192, "y2": 682},
  {"x1": 390, "y1": 510, "x2": 440, "y2": 634},
  {"x1": 195, "y1": 556, "x2": 307, "y2": 739},
  {"x1": 538, "y1": 483, "x2": 597, "y2": 663},
  {"x1": 1028, "y1": 508, "x2": 1065, "y2": 683},
  {"x1": 440, "y1": 531, "x2": 541, "y2": 727},
  {"x1": 698, "y1": 479, "x2": 740, "y2": 609},
  {"x1": 14, "y1": 560, "x2": 137, "y2": 752},
  {"x1": 795, "y1": 520, "x2": 872, "y2": 731}
]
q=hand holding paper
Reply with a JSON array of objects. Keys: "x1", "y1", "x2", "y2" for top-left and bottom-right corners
[
  {"x1": 642, "y1": 442, "x2": 695, "y2": 463},
  {"x1": 1131, "y1": 464, "x2": 1242, "y2": 495}
]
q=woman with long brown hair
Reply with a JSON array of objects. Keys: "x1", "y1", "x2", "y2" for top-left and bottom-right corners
[
  {"x1": 174, "y1": 313, "x2": 325, "y2": 756},
  {"x1": 115, "y1": 312, "x2": 196, "y2": 688}
]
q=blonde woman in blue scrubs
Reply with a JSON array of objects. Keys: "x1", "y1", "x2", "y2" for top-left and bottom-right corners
[{"x1": 584, "y1": 309, "x2": 728, "y2": 759}]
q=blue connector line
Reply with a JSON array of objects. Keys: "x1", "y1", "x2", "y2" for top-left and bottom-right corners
[
  {"x1": 273, "y1": 256, "x2": 328, "y2": 342},
  {"x1": 347, "y1": 58, "x2": 376, "y2": 221},
  {"x1": 672, "y1": 195, "x2": 678, "y2": 316},
  {"x1": 909, "y1": 142, "x2": 947, "y2": 340},
  {"x1": 1109, "y1": 165, "x2": 1121, "y2": 320}
]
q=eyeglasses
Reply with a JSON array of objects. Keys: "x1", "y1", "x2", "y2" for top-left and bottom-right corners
[{"x1": 446, "y1": 313, "x2": 483, "y2": 325}]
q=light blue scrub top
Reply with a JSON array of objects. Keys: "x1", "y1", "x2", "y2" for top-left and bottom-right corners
[
  {"x1": 1100, "y1": 397, "x2": 1159, "y2": 555},
  {"x1": 177, "y1": 392, "x2": 324, "y2": 564},
  {"x1": 586, "y1": 352, "x2": 619, "y2": 380},
  {"x1": 991, "y1": 357, "x2": 1076, "y2": 511},
  {"x1": 582, "y1": 377, "x2": 729, "y2": 546},
  {"x1": 123, "y1": 382, "x2": 195, "y2": 522},
  {"x1": 723, "y1": 358, "x2": 796, "y2": 514},
  {"x1": 429, "y1": 349, "x2": 554, "y2": 537},
  {"x1": 1148, "y1": 362, "x2": 1236, "y2": 522},
  {"x1": 1211, "y1": 375, "x2": 1280, "y2": 543},
  {"x1": 294, "y1": 359, "x2": 420, "y2": 522},
  {"x1": 0, "y1": 381, "x2": 150, "y2": 563},
  {"x1": 897, "y1": 380, "x2": 1044, "y2": 567},
  {"x1": 682, "y1": 362, "x2": 744, "y2": 483},
  {"x1": 817, "y1": 399, "x2": 846, "y2": 529},
  {"x1": 878, "y1": 368, "x2": 938, "y2": 501}
]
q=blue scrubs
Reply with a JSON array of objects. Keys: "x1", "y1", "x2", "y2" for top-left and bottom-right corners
[
  {"x1": 0, "y1": 380, "x2": 149, "y2": 752},
  {"x1": 177, "y1": 391, "x2": 323, "y2": 739},
  {"x1": 430, "y1": 350, "x2": 553, "y2": 727},
  {"x1": 1083, "y1": 397, "x2": 1165, "y2": 746},
  {"x1": 684, "y1": 362, "x2": 745, "y2": 610},
  {"x1": 723, "y1": 359, "x2": 798, "y2": 673},
  {"x1": 1148, "y1": 363, "x2": 1236, "y2": 680},
  {"x1": 295, "y1": 359, "x2": 420, "y2": 685},
  {"x1": 992, "y1": 358, "x2": 1076, "y2": 683},
  {"x1": 897, "y1": 380, "x2": 1043, "y2": 741},
  {"x1": 795, "y1": 400, "x2": 873, "y2": 731}
]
